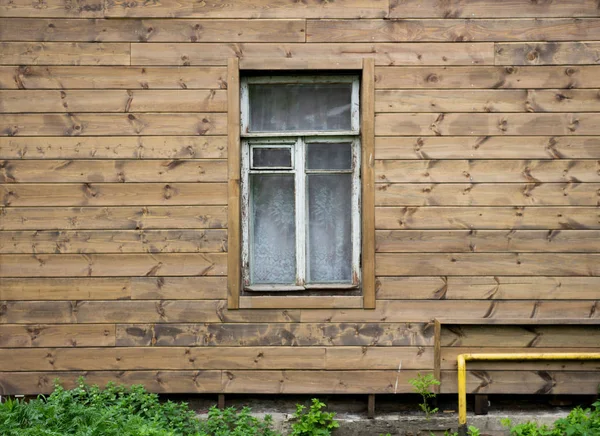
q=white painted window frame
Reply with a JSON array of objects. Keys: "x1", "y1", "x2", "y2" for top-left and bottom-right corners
[{"x1": 240, "y1": 75, "x2": 361, "y2": 292}]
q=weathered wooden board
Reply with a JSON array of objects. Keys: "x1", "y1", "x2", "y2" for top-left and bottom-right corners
[
  {"x1": 0, "y1": 43, "x2": 130, "y2": 65},
  {"x1": 130, "y1": 277, "x2": 227, "y2": 299},
  {"x1": 115, "y1": 322, "x2": 435, "y2": 347},
  {"x1": 0, "y1": 0, "x2": 103, "y2": 17},
  {"x1": 375, "y1": 113, "x2": 600, "y2": 136},
  {"x1": 1, "y1": 183, "x2": 227, "y2": 206},
  {"x1": 375, "y1": 160, "x2": 600, "y2": 183},
  {"x1": 131, "y1": 43, "x2": 494, "y2": 66},
  {"x1": 376, "y1": 90, "x2": 600, "y2": 113},
  {"x1": 0, "y1": 229, "x2": 228, "y2": 254},
  {"x1": 0, "y1": 66, "x2": 227, "y2": 90},
  {"x1": 105, "y1": 0, "x2": 388, "y2": 19},
  {"x1": 496, "y1": 42, "x2": 600, "y2": 66},
  {"x1": 375, "y1": 66, "x2": 600, "y2": 89},
  {"x1": 0, "y1": 324, "x2": 115, "y2": 347},
  {"x1": 375, "y1": 183, "x2": 600, "y2": 206},
  {"x1": 0, "y1": 277, "x2": 132, "y2": 300},
  {"x1": 0, "y1": 136, "x2": 227, "y2": 159},
  {"x1": 0, "y1": 90, "x2": 227, "y2": 113},
  {"x1": 0, "y1": 206, "x2": 228, "y2": 230},
  {"x1": 308, "y1": 19, "x2": 600, "y2": 43},
  {"x1": 0, "y1": 113, "x2": 227, "y2": 136},
  {"x1": 0, "y1": 300, "x2": 303, "y2": 324},
  {"x1": 375, "y1": 230, "x2": 600, "y2": 253},
  {"x1": 376, "y1": 253, "x2": 600, "y2": 276},
  {"x1": 0, "y1": 347, "x2": 433, "y2": 371},
  {"x1": 1, "y1": 160, "x2": 227, "y2": 183},
  {"x1": 389, "y1": 0, "x2": 600, "y2": 18},
  {"x1": 239, "y1": 296, "x2": 364, "y2": 309},
  {"x1": 375, "y1": 136, "x2": 600, "y2": 159},
  {"x1": 378, "y1": 276, "x2": 600, "y2": 300},
  {"x1": 375, "y1": 207, "x2": 600, "y2": 230},
  {"x1": 441, "y1": 326, "x2": 600, "y2": 348},
  {"x1": 440, "y1": 370, "x2": 600, "y2": 395},
  {"x1": 0, "y1": 19, "x2": 305, "y2": 42},
  {"x1": 0, "y1": 253, "x2": 227, "y2": 277}
]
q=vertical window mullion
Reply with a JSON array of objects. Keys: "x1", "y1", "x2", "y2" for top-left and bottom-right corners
[
  {"x1": 351, "y1": 136, "x2": 361, "y2": 286},
  {"x1": 295, "y1": 137, "x2": 306, "y2": 286},
  {"x1": 241, "y1": 141, "x2": 250, "y2": 288}
]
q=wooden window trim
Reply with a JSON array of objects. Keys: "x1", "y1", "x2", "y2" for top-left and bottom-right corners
[{"x1": 227, "y1": 57, "x2": 375, "y2": 310}]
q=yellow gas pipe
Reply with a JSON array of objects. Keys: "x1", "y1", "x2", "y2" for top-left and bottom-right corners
[{"x1": 457, "y1": 353, "x2": 600, "y2": 436}]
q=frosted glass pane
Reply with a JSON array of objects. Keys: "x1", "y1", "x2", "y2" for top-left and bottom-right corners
[
  {"x1": 252, "y1": 147, "x2": 292, "y2": 168},
  {"x1": 250, "y1": 175, "x2": 296, "y2": 284},
  {"x1": 307, "y1": 142, "x2": 352, "y2": 170},
  {"x1": 307, "y1": 174, "x2": 352, "y2": 283},
  {"x1": 249, "y1": 83, "x2": 352, "y2": 132}
]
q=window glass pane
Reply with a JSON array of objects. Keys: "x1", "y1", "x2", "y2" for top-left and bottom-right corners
[
  {"x1": 250, "y1": 174, "x2": 296, "y2": 284},
  {"x1": 307, "y1": 174, "x2": 352, "y2": 283},
  {"x1": 307, "y1": 142, "x2": 352, "y2": 170},
  {"x1": 252, "y1": 147, "x2": 292, "y2": 168},
  {"x1": 249, "y1": 83, "x2": 352, "y2": 132}
]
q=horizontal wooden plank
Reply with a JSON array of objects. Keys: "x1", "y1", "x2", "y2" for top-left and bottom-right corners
[
  {"x1": 389, "y1": 0, "x2": 600, "y2": 18},
  {"x1": 375, "y1": 206, "x2": 600, "y2": 230},
  {"x1": 376, "y1": 113, "x2": 600, "y2": 136},
  {"x1": 0, "y1": 277, "x2": 227, "y2": 300},
  {"x1": 0, "y1": 90, "x2": 226, "y2": 113},
  {"x1": 0, "y1": 229, "x2": 228, "y2": 254},
  {"x1": 1, "y1": 183, "x2": 227, "y2": 206},
  {"x1": 496, "y1": 42, "x2": 600, "y2": 66},
  {"x1": 0, "y1": 253, "x2": 227, "y2": 277},
  {"x1": 0, "y1": 0, "x2": 103, "y2": 17},
  {"x1": 378, "y1": 276, "x2": 600, "y2": 300},
  {"x1": 375, "y1": 183, "x2": 600, "y2": 206},
  {"x1": 0, "y1": 136, "x2": 227, "y2": 159},
  {"x1": 116, "y1": 322, "x2": 435, "y2": 347},
  {"x1": 131, "y1": 43, "x2": 494, "y2": 66},
  {"x1": 0, "y1": 347, "x2": 432, "y2": 371},
  {"x1": 376, "y1": 253, "x2": 600, "y2": 276},
  {"x1": 440, "y1": 370, "x2": 600, "y2": 394},
  {"x1": 376, "y1": 160, "x2": 600, "y2": 183},
  {"x1": 376, "y1": 90, "x2": 600, "y2": 113},
  {"x1": 0, "y1": 66, "x2": 227, "y2": 90},
  {"x1": 375, "y1": 136, "x2": 600, "y2": 160},
  {"x1": 375, "y1": 66, "x2": 600, "y2": 89},
  {"x1": 0, "y1": 113, "x2": 227, "y2": 136},
  {"x1": 441, "y1": 326, "x2": 600, "y2": 348},
  {"x1": 0, "y1": 42, "x2": 130, "y2": 65},
  {"x1": 1, "y1": 159, "x2": 227, "y2": 183},
  {"x1": 239, "y1": 296, "x2": 364, "y2": 310},
  {"x1": 0, "y1": 324, "x2": 115, "y2": 347},
  {"x1": 0, "y1": 370, "x2": 417, "y2": 395},
  {"x1": 105, "y1": 0, "x2": 388, "y2": 19},
  {"x1": 308, "y1": 19, "x2": 600, "y2": 43},
  {"x1": 0, "y1": 18, "x2": 305, "y2": 42},
  {"x1": 442, "y1": 352, "x2": 600, "y2": 372},
  {"x1": 376, "y1": 230, "x2": 600, "y2": 253}
]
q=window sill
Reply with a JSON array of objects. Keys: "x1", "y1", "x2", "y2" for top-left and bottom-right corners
[{"x1": 239, "y1": 296, "x2": 364, "y2": 310}]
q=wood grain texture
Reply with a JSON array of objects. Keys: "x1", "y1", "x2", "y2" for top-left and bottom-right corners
[
  {"x1": 104, "y1": 0, "x2": 388, "y2": 19},
  {"x1": 375, "y1": 136, "x2": 600, "y2": 159},
  {"x1": 131, "y1": 43, "x2": 494, "y2": 66},
  {"x1": 375, "y1": 183, "x2": 600, "y2": 206},
  {"x1": 0, "y1": 160, "x2": 227, "y2": 183},
  {"x1": 0, "y1": 136, "x2": 227, "y2": 159},
  {"x1": 0, "y1": 90, "x2": 227, "y2": 113},
  {"x1": 389, "y1": 0, "x2": 600, "y2": 18},
  {"x1": 0, "y1": 206, "x2": 228, "y2": 230},
  {"x1": 239, "y1": 296, "x2": 364, "y2": 310},
  {"x1": 0, "y1": 43, "x2": 130, "y2": 65},
  {"x1": 115, "y1": 322, "x2": 435, "y2": 347},
  {"x1": 0, "y1": 0, "x2": 103, "y2": 17},
  {"x1": 0, "y1": 113, "x2": 227, "y2": 136},
  {"x1": 375, "y1": 206, "x2": 600, "y2": 230},
  {"x1": 0, "y1": 66, "x2": 227, "y2": 90},
  {"x1": 0, "y1": 324, "x2": 115, "y2": 347},
  {"x1": 308, "y1": 19, "x2": 600, "y2": 43},
  {"x1": 496, "y1": 42, "x2": 600, "y2": 66},
  {"x1": 0, "y1": 19, "x2": 306, "y2": 42},
  {"x1": 1, "y1": 183, "x2": 227, "y2": 206},
  {"x1": 375, "y1": 66, "x2": 600, "y2": 89}
]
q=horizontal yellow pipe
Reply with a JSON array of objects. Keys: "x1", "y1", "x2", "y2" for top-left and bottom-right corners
[{"x1": 457, "y1": 352, "x2": 600, "y2": 433}]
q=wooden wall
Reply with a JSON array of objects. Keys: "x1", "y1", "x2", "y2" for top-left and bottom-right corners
[{"x1": 1, "y1": 0, "x2": 599, "y2": 396}]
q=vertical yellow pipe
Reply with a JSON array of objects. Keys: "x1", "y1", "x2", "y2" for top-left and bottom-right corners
[{"x1": 457, "y1": 354, "x2": 468, "y2": 436}]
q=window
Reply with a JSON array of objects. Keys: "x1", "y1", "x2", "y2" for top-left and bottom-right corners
[{"x1": 240, "y1": 75, "x2": 361, "y2": 291}]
